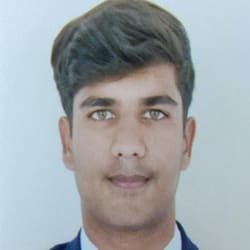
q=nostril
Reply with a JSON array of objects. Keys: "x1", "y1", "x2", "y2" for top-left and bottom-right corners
[{"x1": 118, "y1": 152, "x2": 138, "y2": 157}]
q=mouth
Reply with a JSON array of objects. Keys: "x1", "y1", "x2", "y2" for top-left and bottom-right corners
[{"x1": 107, "y1": 175, "x2": 150, "y2": 189}]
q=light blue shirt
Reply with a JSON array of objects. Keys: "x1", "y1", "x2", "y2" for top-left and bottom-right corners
[{"x1": 80, "y1": 223, "x2": 181, "y2": 250}]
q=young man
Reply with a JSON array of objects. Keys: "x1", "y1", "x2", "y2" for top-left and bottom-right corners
[{"x1": 50, "y1": 0, "x2": 197, "y2": 249}]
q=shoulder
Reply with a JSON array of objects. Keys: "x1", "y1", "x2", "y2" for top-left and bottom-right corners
[
  {"x1": 49, "y1": 230, "x2": 81, "y2": 250},
  {"x1": 177, "y1": 221, "x2": 199, "y2": 250}
]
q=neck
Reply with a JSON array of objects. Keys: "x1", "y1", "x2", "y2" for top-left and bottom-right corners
[{"x1": 81, "y1": 206, "x2": 176, "y2": 250}]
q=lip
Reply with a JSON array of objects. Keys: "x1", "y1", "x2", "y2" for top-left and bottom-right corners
[{"x1": 108, "y1": 175, "x2": 150, "y2": 189}]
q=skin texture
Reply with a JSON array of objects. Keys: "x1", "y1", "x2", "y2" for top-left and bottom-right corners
[{"x1": 59, "y1": 64, "x2": 195, "y2": 250}]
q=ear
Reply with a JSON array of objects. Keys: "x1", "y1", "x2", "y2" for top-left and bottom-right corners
[
  {"x1": 181, "y1": 117, "x2": 196, "y2": 170},
  {"x1": 58, "y1": 117, "x2": 75, "y2": 171}
]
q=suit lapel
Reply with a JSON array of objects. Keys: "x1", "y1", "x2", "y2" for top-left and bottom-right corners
[
  {"x1": 177, "y1": 222, "x2": 198, "y2": 250},
  {"x1": 66, "y1": 230, "x2": 81, "y2": 250}
]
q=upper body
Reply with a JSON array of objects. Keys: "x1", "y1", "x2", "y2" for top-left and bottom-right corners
[{"x1": 50, "y1": 0, "x2": 197, "y2": 249}]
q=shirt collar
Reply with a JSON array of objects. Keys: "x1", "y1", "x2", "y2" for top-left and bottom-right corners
[
  {"x1": 166, "y1": 223, "x2": 182, "y2": 250},
  {"x1": 80, "y1": 223, "x2": 181, "y2": 250}
]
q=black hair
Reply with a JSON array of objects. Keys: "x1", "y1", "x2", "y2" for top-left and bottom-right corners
[{"x1": 51, "y1": 0, "x2": 195, "y2": 122}]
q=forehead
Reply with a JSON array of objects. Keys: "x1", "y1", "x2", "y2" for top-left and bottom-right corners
[{"x1": 74, "y1": 64, "x2": 181, "y2": 107}]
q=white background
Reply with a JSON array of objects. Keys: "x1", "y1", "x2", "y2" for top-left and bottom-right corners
[{"x1": 1, "y1": 0, "x2": 250, "y2": 249}]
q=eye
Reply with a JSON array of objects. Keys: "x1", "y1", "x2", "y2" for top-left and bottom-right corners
[
  {"x1": 143, "y1": 110, "x2": 167, "y2": 120},
  {"x1": 90, "y1": 110, "x2": 115, "y2": 121}
]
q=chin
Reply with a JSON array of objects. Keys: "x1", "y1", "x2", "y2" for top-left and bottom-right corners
[{"x1": 102, "y1": 210, "x2": 165, "y2": 232}]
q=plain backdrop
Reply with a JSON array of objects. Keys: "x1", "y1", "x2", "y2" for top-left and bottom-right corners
[{"x1": 1, "y1": 0, "x2": 250, "y2": 249}]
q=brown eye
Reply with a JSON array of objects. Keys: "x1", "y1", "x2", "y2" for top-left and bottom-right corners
[{"x1": 90, "y1": 110, "x2": 115, "y2": 121}]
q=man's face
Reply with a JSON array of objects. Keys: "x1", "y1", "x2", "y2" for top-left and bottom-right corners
[{"x1": 59, "y1": 64, "x2": 195, "y2": 231}]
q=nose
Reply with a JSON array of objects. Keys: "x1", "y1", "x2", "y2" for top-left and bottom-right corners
[{"x1": 111, "y1": 122, "x2": 146, "y2": 159}]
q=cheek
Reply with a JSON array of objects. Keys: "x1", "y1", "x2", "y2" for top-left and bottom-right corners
[
  {"x1": 72, "y1": 130, "x2": 110, "y2": 201},
  {"x1": 148, "y1": 124, "x2": 184, "y2": 159},
  {"x1": 146, "y1": 125, "x2": 185, "y2": 189},
  {"x1": 72, "y1": 128, "x2": 111, "y2": 174}
]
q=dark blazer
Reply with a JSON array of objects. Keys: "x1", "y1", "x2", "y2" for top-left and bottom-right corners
[{"x1": 50, "y1": 222, "x2": 198, "y2": 250}]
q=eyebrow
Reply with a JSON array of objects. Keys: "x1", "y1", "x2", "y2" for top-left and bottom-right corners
[
  {"x1": 141, "y1": 95, "x2": 178, "y2": 106},
  {"x1": 79, "y1": 95, "x2": 178, "y2": 109},
  {"x1": 79, "y1": 97, "x2": 115, "y2": 108}
]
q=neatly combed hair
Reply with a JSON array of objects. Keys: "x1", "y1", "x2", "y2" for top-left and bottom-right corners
[{"x1": 51, "y1": 0, "x2": 195, "y2": 120}]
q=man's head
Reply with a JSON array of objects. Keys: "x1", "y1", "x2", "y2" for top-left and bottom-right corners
[
  {"x1": 51, "y1": 0, "x2": 194, "y2": 123},
  {"x1": 51, "y1": 0, "x2": 196, "y2": 237}
]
